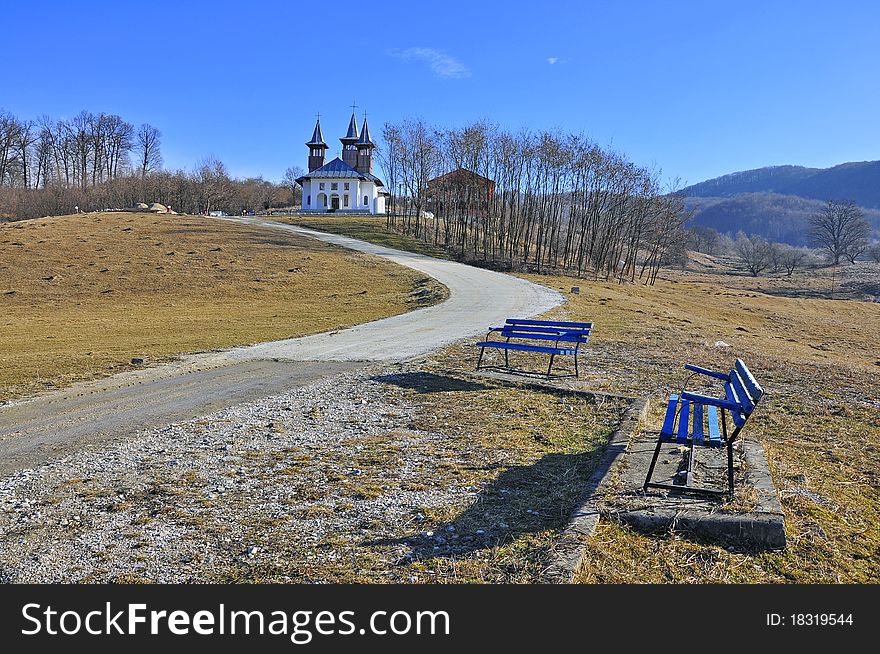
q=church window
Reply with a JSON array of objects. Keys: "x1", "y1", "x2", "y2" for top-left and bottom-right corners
[
  {"x1": 331, "y1": 182, "x2": 338, "y2": 190},
  {"x1": 344, "y1": 195, "x2": 349, "y2": 208},
  {"x1": 344, "y1": 183, "x2": 349, "y2": 190},
  {"x1": 307, "y1": 195, "x2": 311, "y2": 205},
  {"x1": 364, "y1": 196, "x2": 369, "y2": 206},
  {"x1": 319, "y1": 182, "x2": 325, "y2": 190}
]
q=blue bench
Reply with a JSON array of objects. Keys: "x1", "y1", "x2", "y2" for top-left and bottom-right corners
[
  {"x1": 643, "y1": 358, "x2": 765, "y2": 497},
  {"x1": 475, "y1": 318, "x2": 593, "y2": 379}
]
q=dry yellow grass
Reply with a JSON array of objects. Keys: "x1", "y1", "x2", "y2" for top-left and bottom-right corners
[
  {"x1": 519, "y1": 271, "x2": 879, "y2": 583},
  {"x1": 236, "y1": 215, "x2": 880, "y2": 581},
  {"x1": 0, "y1": 212, "x2": 444, "y2": 400},
  {"x1": 252, "y1": 216, "x2": 878, "y2": 582},
  {"x1": 422, "y1": 271, "x2": 878, "y2": 582}
]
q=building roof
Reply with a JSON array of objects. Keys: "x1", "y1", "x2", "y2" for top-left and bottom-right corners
[
  {"x1": 428, "y1": 167, "x2": 495, "y2": 187},
  {"x1": 305, "y1": 119, "x2": 327, "y2": 147},
  {"x1": 357, "y1": 116, "x2": 374, "y2": 145},
  {"x1": 341, "y1": 113, "x2": 359, "y2": 142},
  {"x1": 296, "y1": 157, "x2": 384, "y2": 186}
]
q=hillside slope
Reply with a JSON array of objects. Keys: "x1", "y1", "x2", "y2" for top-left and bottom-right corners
[
  {"x1": 684, "y1": 193, "x2": 880, "y2": 246},
  {"x1": 683, "y1": 160, "x2": 880, "y2": 208},
  {"x1": 682, "y1": 161, "x2": 880, "y2": 245}
]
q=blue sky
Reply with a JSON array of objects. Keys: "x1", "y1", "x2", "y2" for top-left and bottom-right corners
[{"x1": 3, "y1": 0, "x2": 878, "y2": 186}]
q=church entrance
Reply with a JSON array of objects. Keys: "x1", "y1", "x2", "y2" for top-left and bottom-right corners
[{"x1": 331, "y1": 195, "x2": 340, "y2": 211}]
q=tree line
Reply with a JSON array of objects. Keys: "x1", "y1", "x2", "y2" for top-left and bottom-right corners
[
  {"x1": 0, "y1": 109, "x2": 161, "y2": 190},
  {"x1": 0, "y1": 108, "x2": 300, "y2": 219},
  {"x1": 379, "y1": 119, "x2": 690, "y2": 284},
  {"x1": 740, "y1": 199, "x2": 875, "y2": 276}
]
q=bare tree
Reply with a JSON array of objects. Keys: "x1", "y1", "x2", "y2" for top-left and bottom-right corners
[
  {"x1": 777, "y1": 244, "x2": 809, "y2": 276},
  {"x1": 809, "y1": 199, "x2": 871, "y2": 264},
  {"x1": 735, "y1": 232, "x2": 772, "y2": 276},
  {"x1": 0, "y1": 111, "x2": 22, "y2": 186},
  {"x1": 137, "y1": 123, "x2": 162, "y2": 179},
  {"x1": 282, "y1": 165, "x2": 304, "y2": 206}
]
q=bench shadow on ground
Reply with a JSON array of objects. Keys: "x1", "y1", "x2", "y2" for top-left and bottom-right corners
[
  {"x1": 372, "y1": 371, "x2": 491, "y2": 393},
  {"x1": 362, "y1": 450, "x2": 600, "y2": 562}
]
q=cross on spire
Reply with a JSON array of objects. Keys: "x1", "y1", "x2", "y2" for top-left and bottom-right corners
[{"x1": 350, "y1": 101, "x2": 358, "y2": 114}]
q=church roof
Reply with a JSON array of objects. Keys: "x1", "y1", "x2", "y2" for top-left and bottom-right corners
[
  {"x1": 357, "y1": 116, "x2": 374, "y2": 145},
  {"x1": 305, "y1": 119, "x2": 327, "y2": 146},
  {"x1": 341, "y1": 113, "x2": 359, "y2": 142},
  {"x1": 296, "y1": 157, "x2": 384, "y2": 186}
]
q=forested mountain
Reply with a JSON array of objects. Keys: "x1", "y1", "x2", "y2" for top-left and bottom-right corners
[
  {"x1": 682, "y1": 161, "x2": 880, "y2": 208},
  {"x1": 681, "y1": 161, "x2": 880, "y2": 245}
]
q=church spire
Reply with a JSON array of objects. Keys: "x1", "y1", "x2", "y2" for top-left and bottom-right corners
[
  {"x1": 343, "y1": 113, "x2": 359, "y2": 140},
  {"x1": 340, "y1": 109, "x2": 360, "y2": 169},
  {"x1": 357, "y1": 115, "x2": 373, "y2": 145},
  {"x1": 306, "y1": 116, "x2": 327, "y2": 172},
  {"x1": 306, "y1": 117, "x2": 326, "y2": 146},
  {"x1": 355, "y1": 114, "x2": 375, "y2": 174}
]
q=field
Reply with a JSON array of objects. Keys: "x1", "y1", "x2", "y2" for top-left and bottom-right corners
[
  {"x1": 1, "y1": 213, "x2": 877, "y2": 583},
  {"x1": 0, "y1": 213, "x2": 444, "y2": 401},
  {"x1": 273, "y1": 216, "x2": 880, "y2": 582},
  {"x1": 423, "y1": 264, "x2": 880, "y2": 582}
]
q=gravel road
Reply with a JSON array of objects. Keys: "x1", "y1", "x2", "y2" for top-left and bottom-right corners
[
  {"x1": 0, "y1": 218, "x2": 562, "y2": 474},
  {"x1": 218, "y1": 216, "x2": 563, "y2": 362}
]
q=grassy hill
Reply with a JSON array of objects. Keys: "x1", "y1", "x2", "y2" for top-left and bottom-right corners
[{"x1": 0, "y1": 212, "x2": 443, "y2": 400}]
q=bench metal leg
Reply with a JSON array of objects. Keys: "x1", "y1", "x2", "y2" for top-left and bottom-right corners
[
  {"x1": 686, "y1": 443, "x2": 698, "y2": 487},
  {"x1": 721, "y1": 411, "x2": 735, "y2": 497},
  {"x1": 643, "y1": 435, "x2": 665, "y2": 491},
  {"x1": 546, "y1": 353, "x2": 555, "y2": 378},
  {"x1": 574, "y1": 351, "x2": 579, "y2": 379},
  {"x1": 504, "y1": 348, "x2": 509, "y2": 368},
  {"x1": 476, "y1": 347, "x2": 485, "y2": 371},
  {"x1": 727, "y1": 441, "x2": 735, "y2": 497}
]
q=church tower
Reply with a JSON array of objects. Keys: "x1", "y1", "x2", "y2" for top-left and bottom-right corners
[
  {"x1": 355, "y1": 115, "x2": 375, "y2": 174},
  {"x1": 340, "y1": 112, "x2": 360, "y2": 169},
  {"x1": 306, "y1": 118, "x2": 327, "y2": 172}
]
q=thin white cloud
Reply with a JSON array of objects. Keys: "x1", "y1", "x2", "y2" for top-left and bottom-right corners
[
  {"x1": 389, "y1": 47, "x2": 471, "y2": 79},
  {"x1": 547, "y1": 57, "x2": 559, "y2": 65}
]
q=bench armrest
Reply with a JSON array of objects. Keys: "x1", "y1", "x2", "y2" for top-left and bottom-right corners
[
  {"x1": 684, "y1": 364, "x2": 729, "y2": 381},
  {"x1": 680, "y1": 391, "x2": 741, "y2": 413}
]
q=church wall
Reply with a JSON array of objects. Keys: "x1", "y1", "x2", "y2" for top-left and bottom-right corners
[{"x1": 298, "y1": 177, "x2": 385, "y2": 214}]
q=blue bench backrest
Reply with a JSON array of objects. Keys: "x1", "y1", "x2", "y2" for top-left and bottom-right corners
[
  {"x1": 503, "y1": 320, "x2": 592, "y2": 341},
  {"x1": 724, "y1": 359, "x2": 764, "y2": 427},
  {"x1": 505, "y1": 318, "x2": 593, "y2": 332}
]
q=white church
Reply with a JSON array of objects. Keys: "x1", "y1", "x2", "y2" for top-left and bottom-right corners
[{"x1": 297, "y1": 113, "x2": 389, "y2": 214}]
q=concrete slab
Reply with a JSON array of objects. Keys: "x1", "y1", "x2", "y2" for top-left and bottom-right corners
[
  {"x1": 540, "y1": 388, "x2": 786, "y2": 582},
  {"x1": 608, "y1": 430, "x2": 786, "y2": 551}
]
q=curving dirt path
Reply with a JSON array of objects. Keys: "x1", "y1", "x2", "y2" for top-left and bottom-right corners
[
  {"x1": 219, "y1": 217, "x2": 563, "y2": 362},
  {"x1": 0, "y1": 217, "x2": 562, "y2": 474}
]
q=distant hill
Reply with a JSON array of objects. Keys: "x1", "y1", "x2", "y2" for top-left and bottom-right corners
[
  {"x1": 682, "y1": 161, "x2": 880, "y2": 208},
  {"x1": 681, "y1": 161, "x2": 880, "y2": 245}
]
